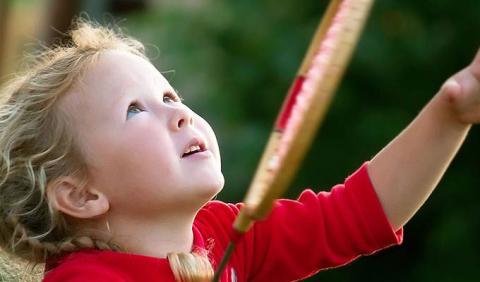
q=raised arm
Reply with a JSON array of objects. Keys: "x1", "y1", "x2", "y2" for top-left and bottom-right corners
[{"x1": 368, "y1": 49, "x2": 480, "y2": 231}]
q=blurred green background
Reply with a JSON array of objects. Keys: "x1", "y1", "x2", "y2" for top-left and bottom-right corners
[{"x1": 1, "y1": 0, "x2": 479, "y2": 281}]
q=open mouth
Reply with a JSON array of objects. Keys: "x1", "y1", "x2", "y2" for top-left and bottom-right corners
[{"x1": 182, "y1": 139, "x2": 207, "y2": 158}]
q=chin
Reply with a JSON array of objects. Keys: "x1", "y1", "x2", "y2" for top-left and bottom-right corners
[{"x1": 197, "y1": 173, "x2": 225, "y2": 202}]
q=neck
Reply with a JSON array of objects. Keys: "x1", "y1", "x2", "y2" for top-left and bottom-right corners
[{"x1": 107, "y1": 211, "x2": 197, "y2": 258}]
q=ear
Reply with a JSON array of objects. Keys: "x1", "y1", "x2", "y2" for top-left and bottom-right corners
[{"x1": 47, "y1": 176, "x2": 110, "y2": 219}]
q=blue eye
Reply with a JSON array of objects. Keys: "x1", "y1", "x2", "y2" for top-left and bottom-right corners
[{"x1": 126, "y1": 103, "x2": 143, "y2": 119}]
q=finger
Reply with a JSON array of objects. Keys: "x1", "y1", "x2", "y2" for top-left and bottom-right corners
[
  {"x1": 469, "y1": 48, "x2": 480, "y2": 79},
  {"x1": 441, "y1": 79, "x2": 462, "y2": 104},
  {"x1": 473, "y1": 48, "x2": 480, "y2": 64}
]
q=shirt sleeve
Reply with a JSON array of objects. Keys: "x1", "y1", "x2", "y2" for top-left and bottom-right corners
[
  {"x1": 191, "y1": 162, "x2": 403, "y2": 282},
  {"x1": 242, "y1": 162, "x2": 403, "y2": 281}
]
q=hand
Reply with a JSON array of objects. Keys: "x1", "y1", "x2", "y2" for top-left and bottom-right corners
[{"x1": 440, "y1": 48, "x2": 480, "y2": 125}]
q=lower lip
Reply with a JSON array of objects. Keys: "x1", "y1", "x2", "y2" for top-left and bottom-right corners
[{"x1": 183, "y1": 150, "x2": 212, "y2": 160}]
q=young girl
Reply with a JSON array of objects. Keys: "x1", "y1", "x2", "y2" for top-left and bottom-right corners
[{"x1": 0, "y1": 20, "x2": 478, "y2": 282}]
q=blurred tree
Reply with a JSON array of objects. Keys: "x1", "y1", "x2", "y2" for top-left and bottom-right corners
[
  {"x1": 0, "y1": 0, "x2": 12, "y2": 78},
  {"x1": 43, "y1": 0, "x2": 80, "y2": 45},
  {"x1": 42, "y1": 0, "x2": 148, "y2": 46}
]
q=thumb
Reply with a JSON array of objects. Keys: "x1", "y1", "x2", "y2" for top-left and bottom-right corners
[
  {"x1": 441, "y1": 79, "x2": 462, "y2": 104},
  {"x1": 469, "y1": 48, "x2": 480, "y2": 79}
]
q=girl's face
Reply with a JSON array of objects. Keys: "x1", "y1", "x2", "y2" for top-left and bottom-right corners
[{"x1": 61, "y1": 50, "x2": 224, "y2": 217}]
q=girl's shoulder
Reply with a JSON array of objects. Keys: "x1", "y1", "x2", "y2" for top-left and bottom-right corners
[
  {"x1": 43, "y1": 249, "x2": 176, "y2": 282},
  {"x1": 195, "y1": 200, "x2": 246, "y2": 234},
  {"x1": 200, "y1": 200, "x2": 241, "y2": 215},
  {"x1": 43, "y1": 249, "x2": 125, "y2": 281}
]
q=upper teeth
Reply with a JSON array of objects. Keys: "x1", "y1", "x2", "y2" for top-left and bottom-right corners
[{"x1": 184, "y1": 145, "x2": 201, "y2": 154}]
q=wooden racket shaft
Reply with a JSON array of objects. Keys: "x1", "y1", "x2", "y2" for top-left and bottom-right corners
[
  {"x1": 234, "y1": 0, "x2": 375, "y2": 233},
  {"x1": 213, "y1": 1, "x2": 375, "y2": 281}
]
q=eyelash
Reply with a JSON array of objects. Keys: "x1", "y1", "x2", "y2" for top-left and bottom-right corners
[
  {"x1": 163, "y1": 91, "x2": 183, "y2": 103},
  {"x1": 126, "y1": 92, "x2": 183, "y2": 119}
]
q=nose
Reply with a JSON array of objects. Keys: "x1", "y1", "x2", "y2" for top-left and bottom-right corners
[{"x1": 170, "y1": 107, "x2": 194, "y2": 131}]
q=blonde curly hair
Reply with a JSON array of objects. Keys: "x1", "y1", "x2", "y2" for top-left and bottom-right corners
[{"x1": 0, "y1": 19, "x2": 213, "y2": 282}]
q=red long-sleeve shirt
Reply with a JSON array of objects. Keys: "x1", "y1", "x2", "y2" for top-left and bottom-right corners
[{"x1": 43, "y1": 163, "x2": 403, "y2": 281}]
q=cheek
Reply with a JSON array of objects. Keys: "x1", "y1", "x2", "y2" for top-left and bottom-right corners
[
  {"x1": 195, "y1": 115, "x2": 221, "y2": 165},
  {"x1": 85, "y1": 125, "x2": 178, "y2": 195}
]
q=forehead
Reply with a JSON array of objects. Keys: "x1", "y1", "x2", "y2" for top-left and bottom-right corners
[
  {"x1": 82, "y1": 50, "x2": 169, "y2": 99},
  {"x1": 59, "y1": 50, "x2": 170, "y2": 119}
]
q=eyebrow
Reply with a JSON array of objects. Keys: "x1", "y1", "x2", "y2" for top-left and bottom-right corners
[
  {"x1": 114, "y1": 87, "x2": 134, "y2": 109},
  {"x1": 173, "y1": 89, "x2": 184, "y2": 101},
  {"x1": 114, "y1": 72, "x2": 183, "y2": 110}
]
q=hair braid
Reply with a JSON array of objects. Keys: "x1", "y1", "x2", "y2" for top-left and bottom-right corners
[
  {"x1": 2, "y1": 214, "x2": 121, "y2": 263},
  {"x1": 2, "y1": 215, "x2": 53, "y2": 262}
]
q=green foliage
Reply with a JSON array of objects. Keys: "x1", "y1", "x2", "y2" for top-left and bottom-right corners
[{"x1": 113, "y1": 1, "x2": 480, "y2": 281}]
